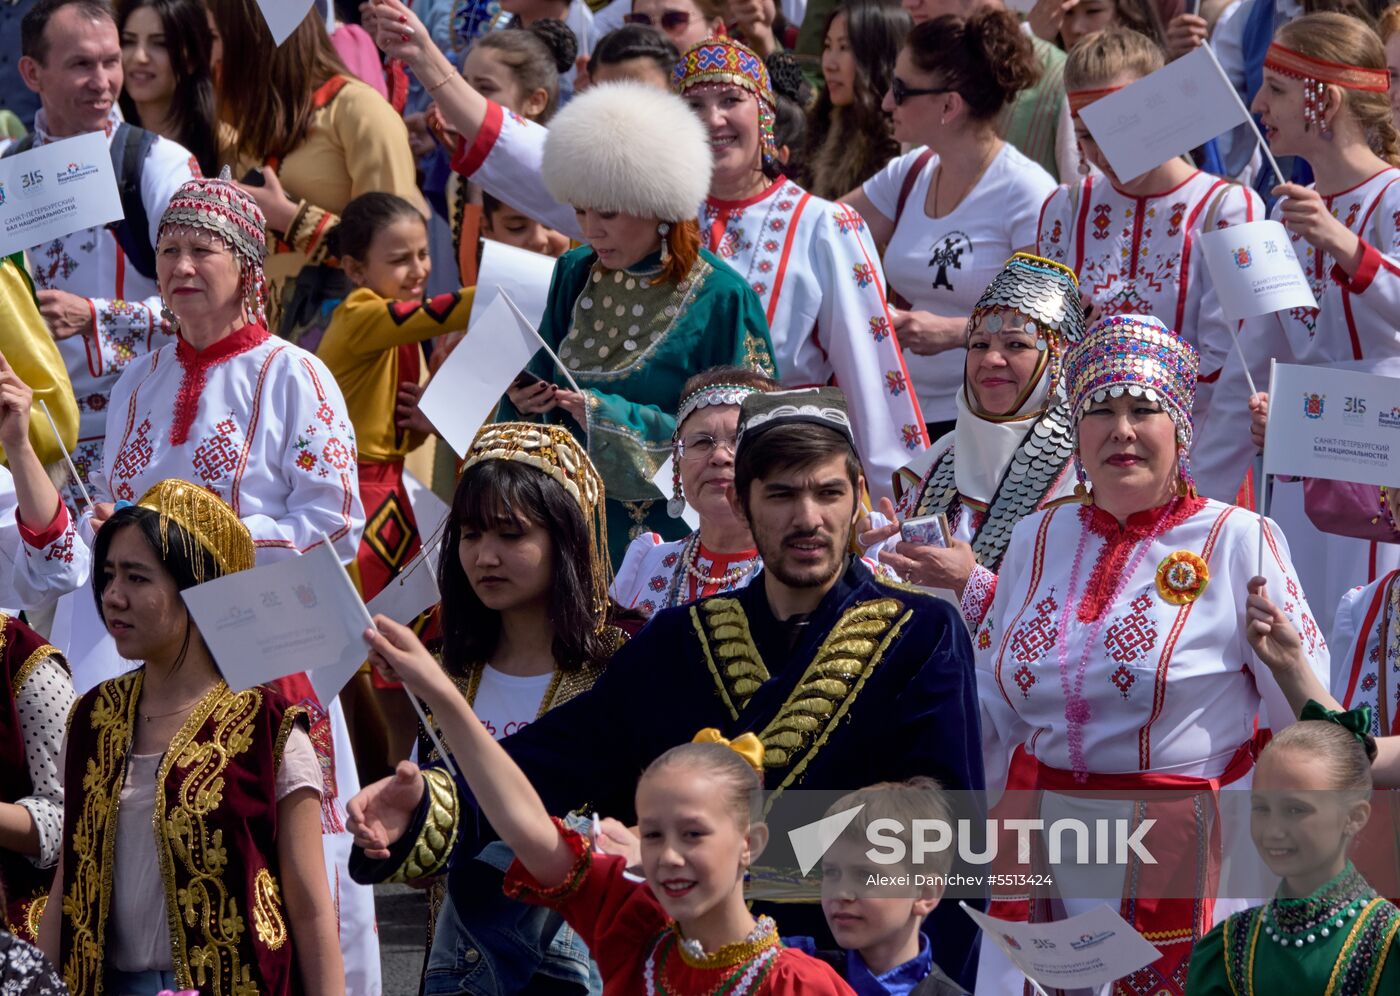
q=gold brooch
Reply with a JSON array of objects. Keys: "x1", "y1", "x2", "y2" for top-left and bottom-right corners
[{"x1": 1155, "y1": 551, "x2": 1210, "y2": 605}]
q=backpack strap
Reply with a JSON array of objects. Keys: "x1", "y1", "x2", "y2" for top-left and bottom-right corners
[
  {"x1": 888, "y1": 148, "x2": 935, "y2": 310},
  {"x1": 108, "y1": 123, "x2": 158, "y2": 282}
]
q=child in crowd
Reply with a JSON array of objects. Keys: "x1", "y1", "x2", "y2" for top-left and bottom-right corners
[
  {"x1": 360, "y1": 612, "x2": 855, "y2": 993},
  {"x1": 316, "y1": 191, "x2": 474, "y2": 770},
  {"x1": 1186, "y1": 711, "x2": 1400, "y2": 993},
  {"x1": 787, "y1": 779, "x2": 968, "y2": 996}
]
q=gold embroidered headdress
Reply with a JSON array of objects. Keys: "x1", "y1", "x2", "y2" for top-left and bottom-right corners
[
  {"x1": 135, "y1": 479, "x2": 256, "y2": 584},
  {"x1": 461, "y1": 423, "x2": 610, "y2": 626}
]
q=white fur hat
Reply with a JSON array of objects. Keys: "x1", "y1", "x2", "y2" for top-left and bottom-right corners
[{"x1": 541, "y1": 82, "x2": 712, "y2": 223}]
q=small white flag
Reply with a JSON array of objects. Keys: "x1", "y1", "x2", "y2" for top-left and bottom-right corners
[{"x1": 1078, "y1": 45, "x2": 1251, "y2": 183}]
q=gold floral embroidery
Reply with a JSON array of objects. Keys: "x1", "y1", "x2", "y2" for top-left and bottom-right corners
[
  {"x1": 155, "y1": 683, "x2": 261, "y2": 993},
  {"x1": 61, "y1": 670, "x2": 140, "y2": 996},
  {"x1": 251, "y1": 868, "x2": 287, "y2": 951},
  {"x1": 692, "y1": 599, "x2": 770, "y2": 721},
  {"x1": 692, "y1": 597, "x2": 908, "y2": 794},
  {"x1": 21, "y1": 893, "x2": 46, "y2": 944},
  {"x1": 11, "y1": 644, "x2": 62, "y2": 698}
]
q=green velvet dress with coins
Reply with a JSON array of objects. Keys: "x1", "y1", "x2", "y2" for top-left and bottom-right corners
[
  {"x1": 497, "y1": 245, "x2": 777, "y2": 568},
  {"x1": 1186, "y1": 862, "x2": 1400, "y2": 995}
]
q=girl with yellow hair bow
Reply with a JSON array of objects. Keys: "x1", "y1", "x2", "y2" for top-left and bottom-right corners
[{"x1": 360, "y1": 616, "x2": 855, "y2": 993}]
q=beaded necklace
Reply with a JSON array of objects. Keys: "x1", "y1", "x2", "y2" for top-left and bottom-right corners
[
  {"x1": 1262, "y1": 863, "x2": 1371, "y2": 948},
  {"x1": 1054, "y1": 502, "x2": 1176, "y2": 780},
  {"x1": 643, "y1": 917, "x2": 780, "y2": 995},
  {"x1": 664, "y1": 532, "x2": 761, "y2": 607}
]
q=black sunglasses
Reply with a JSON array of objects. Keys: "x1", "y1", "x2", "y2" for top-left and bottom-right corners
[
  {"x1": 890, "y1": 77, "x2": 950, "y2": 106},
  {"x1": 624, "y1": 10, "x2": 693, "y2": 29}
]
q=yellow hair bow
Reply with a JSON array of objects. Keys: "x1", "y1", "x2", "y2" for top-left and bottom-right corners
[{"x1": 692, "y1": 728, "x2": 765, "y2": 775}]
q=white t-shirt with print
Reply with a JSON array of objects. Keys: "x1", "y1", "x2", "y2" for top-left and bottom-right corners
[
  {"x1": 863, "y1": 144, "x2": 1056, "y2": 422},
  {"x1": 473, "y1": 666, "x2": 554, "y2": 740}
]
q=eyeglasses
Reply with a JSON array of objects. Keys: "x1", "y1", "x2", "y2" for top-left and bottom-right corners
[
  {"x1": 890, "y1": 77, "x2": 950, "y2": 106},
  {"x1": 624, "y1": 10, "x2": 693, "y2": 30},
  {"x1": 677, "y1": 433, "x2": 738, "y2": 460}
]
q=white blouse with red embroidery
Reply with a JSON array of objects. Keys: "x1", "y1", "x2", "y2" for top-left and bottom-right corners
[
  {"x1": 975, "y1": 496, "x2": 1328, "y2": 796},
  {"x1": 100, "y1": 325, "x2": 364, "y2": 564},
  {"x1": 1037, "y1": 170, "x2": 1260, "y2": 425}
]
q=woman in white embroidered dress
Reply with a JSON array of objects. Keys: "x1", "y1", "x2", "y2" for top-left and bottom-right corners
[
  {"x1": 92, "y1": 171, "x2": 379, "y2": 994},
  {"x1": 1193, "y1": 13, "x2": 1400, "y2": 635},
  {"x1": 974, "y1": 315, "x2": 1327, "y2": 995},
  {"x1": 610, "y1": 366, "x2": 776, "y2": 617},
  {"x1": 1039, "y1": 27, "x2": 1260, "y2": 430},
  {"x1": 365, "y1": 3, "x2": 928, "y2": 498}
]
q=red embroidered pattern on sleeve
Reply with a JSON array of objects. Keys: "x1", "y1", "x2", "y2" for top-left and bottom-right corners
[
  {"x1": 961, "y1": 564, "x2": 998, "y2": 630},
  {"x1": 502, "y1": 818, "x2": 592, "y2": 902}
]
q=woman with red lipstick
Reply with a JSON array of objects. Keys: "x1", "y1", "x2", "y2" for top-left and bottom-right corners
[
  {"x1": 972, "y1": 314, "x2": 1327, "y2": 995},
  {"x1": 367, "y1": 2, "x2": 927, "y2": 502}
]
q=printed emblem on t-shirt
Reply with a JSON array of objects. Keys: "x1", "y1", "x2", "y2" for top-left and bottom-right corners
[{"x1": 928, "y1": 231, "x2": 972, "y2": 291}]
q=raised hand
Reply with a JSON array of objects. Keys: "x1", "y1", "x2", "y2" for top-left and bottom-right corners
[
  {"x1": 0, "y1": 352, "x2": 34, "y2": 455},
  {"x1": 36, "y1": 289, "x2": 95, "y2": 341},
  {"x1": 1249, "y1": 392, "x2": 1269, "y2": 450}
]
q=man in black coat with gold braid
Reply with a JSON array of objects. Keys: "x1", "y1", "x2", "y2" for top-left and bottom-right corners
[{"x1": 348, "y1": 388, "x2": 985, "y2": 988}]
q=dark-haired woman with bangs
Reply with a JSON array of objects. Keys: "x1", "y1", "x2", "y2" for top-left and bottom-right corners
[
  {"x1": 116, "y1": 0, "x2": 220, "y2": 176},
  {"x1": 39, "y1": 481, "x2": 343, "y2": 995},
  {"x1": 388, "y1": 423, "x2": 626, "y2": 993},
  {"x1": 804, "y1": 0, "x2": 909, "y2": 199}
]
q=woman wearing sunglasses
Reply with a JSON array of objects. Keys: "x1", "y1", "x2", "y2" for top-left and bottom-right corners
[
  {"x1": 621, "y1": 0, "x2": 723, "y2": 52},
  {"x1": 841, "y1": 9, "x2": 1054, "y2": 441}
]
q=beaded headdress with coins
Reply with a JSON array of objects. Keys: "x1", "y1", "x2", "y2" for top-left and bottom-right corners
[
  {"x1": 1063, "y1": 314, "x2": 1199, "y2": 492},
  {"x1": 967, "y1": 252, "x2": 1086, "y2": 404},
  {"x1": 134, "y1": 479, "x2": 256, "y2": 585},
  {"x1": 461, "y1": 423, "x2": 611, "y2": 628},
  {"x1": 673, "y1": 39, "x2": 779, "y2": 168},
  {"x1": 157, "y1": 167, "x2": 269, "y2": 327}
]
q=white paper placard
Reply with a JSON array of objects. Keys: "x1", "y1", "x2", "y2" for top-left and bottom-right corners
[
  {"x1": 0, "y1": 133, "x2": 122, "y2": 257},
  {"x1": 1078, "y1": 45, "x2": 1249, "y2": 182},
  {"x1": 1262, "y1": 362, "x2": 1400, "y2": 487},
  {"x1": 418, "y1": 292, "x2": 545, "y2": 457},
  {"x1": 181, "y1": 542, "x2": 372, "y2": 705},
  {"x1": 255, "y1": 0, "x2": 315, "y2": 45},
  {"x1": 470, "y1": 240, "x2": 556, "y2": 338},
  {"x1": 961, "y1": 902, "x2": 1161, "y2": 991},
  {"x1": 650, "y1": 455, "x2": 700, "y2": 529},
  {"x1": 1198, "y1": 220, "x2": 1317, "y2": 323}
]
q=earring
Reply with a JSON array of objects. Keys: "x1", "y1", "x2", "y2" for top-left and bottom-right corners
[
  {"x1": 658, "y1": 222, "x2": 671, "y2": 264},
  {"x1": 667, "y1": 444, "x2": 686, "y2": 518},
  {"x1": 160, "y1": 303, "x2": 180, "y2": 333}
]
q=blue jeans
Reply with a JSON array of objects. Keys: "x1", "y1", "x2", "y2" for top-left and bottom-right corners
[
  {"x1": 104, "y1": 968, "x2": 181, "y2": 994},
  {"x1": 424, "y1": 839, "x2": 601, "y2": 996}
]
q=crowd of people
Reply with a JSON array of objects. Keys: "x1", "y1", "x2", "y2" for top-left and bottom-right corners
[{"x1": 2, "y1": 0, "x2": 1400, "y2": 991}]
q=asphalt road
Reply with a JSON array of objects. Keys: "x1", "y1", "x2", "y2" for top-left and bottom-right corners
[{"x1": 376, "y1": 883, "x2": 429, "y2": 995}]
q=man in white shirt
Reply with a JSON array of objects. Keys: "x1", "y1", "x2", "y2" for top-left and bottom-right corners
[{"x1": 16, "y1": 0, "x2": 198, "y2": 507}]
